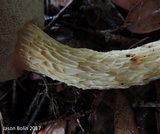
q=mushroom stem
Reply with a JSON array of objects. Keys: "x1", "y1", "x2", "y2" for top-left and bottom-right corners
[{"x1": 15, "y1": 23, "x2": 160, "y2": 89}]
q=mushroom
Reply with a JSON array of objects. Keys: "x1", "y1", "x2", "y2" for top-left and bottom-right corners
[
  {"x1": 15, "y1": 23, "x2": 160, "y2": 89},
  {"x1": 1, "y1": 1, "x2": 160, "y2": 90}
]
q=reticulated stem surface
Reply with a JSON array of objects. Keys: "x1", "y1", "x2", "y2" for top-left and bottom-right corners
[{"x1": 15, "y1": 23, "x2": 160, "y2": 89}]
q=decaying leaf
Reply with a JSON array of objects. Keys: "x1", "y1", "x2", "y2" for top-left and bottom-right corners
[
  {"x1": 125, "y1": 0, "x2": 160, "y2": 33},
  {"x1": 88, "y1": 91, "x2": 115, "y2": 134},
  {"x1": 114, "y1": 90, "x2": 140, "y2": 134},
  {"x1": 111, "y1": 0, "x2": 140, "y2": 10}
]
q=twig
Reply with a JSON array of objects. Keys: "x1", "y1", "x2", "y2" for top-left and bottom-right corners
[
  {"x1": 22, "y1": 94, "x2": 47, "y2": 134},
  {"x1": 35, "y1": 110, "x2": 91, "y2": 127},
  {"x1": 45, "y1": 0, "x2": 77, "y2": 30},
  {"x1": 21, "y1": 91, "x2": 41, "y2": 125},
  {"x1": 129, "y1": 37, "x2": 151, "y2": 48},
  {"x1": 22, "y1": 77, "x2": 50, "y2": 134},
  {"x1": 77, "y1": 118, "x2": 85, "y2": 134},
  {"x1": 11, "y1": 80, "x2": 17, "y2": 123},
  {"x1": 133, "y1": 101, "x2": 160, "y2": 108}
]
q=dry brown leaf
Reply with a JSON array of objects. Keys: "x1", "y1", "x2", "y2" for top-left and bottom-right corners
[
  {"x1": 88, "y1": 91, "x2": 115, "y2": 134},
  {"x1": 111, "y1": 0, "x2": 140, "y2": 10},
  {"x1": 125, "y1": 0, "x2": 160, "y2": 33},
  {"x1": 114, "y1": 90, "x2": 140, "y2": 134}
]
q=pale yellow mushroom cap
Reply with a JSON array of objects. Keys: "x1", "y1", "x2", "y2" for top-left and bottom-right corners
[{"x1": 0, "y1": 0, "x2": 44, "y2": 81}]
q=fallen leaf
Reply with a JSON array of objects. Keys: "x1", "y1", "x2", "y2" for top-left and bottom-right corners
[
  {"x1": 114, "y1": 90, "x2": 140, "y2": 134},
  {"x1": 88, "y1": 91, "x2": 115, "y2": 134},
  {"x1": 125, "y1": 0, "x2": 160, "y2": 33}
]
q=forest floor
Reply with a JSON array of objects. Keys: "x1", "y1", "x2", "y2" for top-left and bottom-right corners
[{"x1": 0, "y1": 0, "x2": 160, "y2": 134}]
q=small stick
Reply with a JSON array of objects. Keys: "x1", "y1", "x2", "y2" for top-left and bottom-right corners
[{"x1": 45, "y1": 0, "x2": 77, "y2": 30}]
